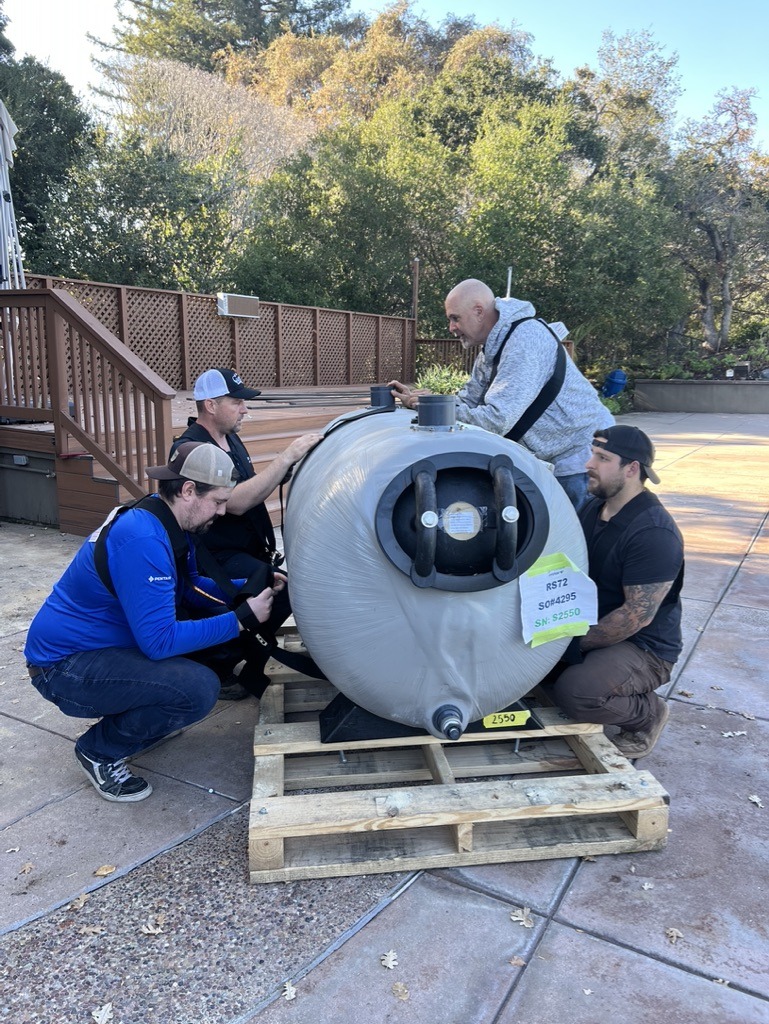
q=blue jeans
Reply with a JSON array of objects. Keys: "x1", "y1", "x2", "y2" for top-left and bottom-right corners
[
  {"x1": 557, "y1": 471, "x2": 589, "y2": 512},
  {"x1": 29, "y1": 647, "x2": 220, "y2": 762}
]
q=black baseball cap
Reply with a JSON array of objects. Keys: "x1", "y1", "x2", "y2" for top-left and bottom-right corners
[
  {"x1": 193, "y1": 368, "x2": 261, "y2": 400},
  {"x1": 592, "y1": 426, "x2": 660, "y2": 484}
]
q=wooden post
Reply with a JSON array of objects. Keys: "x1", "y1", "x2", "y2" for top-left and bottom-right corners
[
  {"x1": 45, "y1": 294, "x2": 71, "y2": 454},
  {"x1": 410, "y1": 257, "x2": 419, "y2": 339},
  {"x1": 117, "y1": 285, "x2": 130, "y2": 347},
  {"x1": 312, "y1": 307, "x2": 320, "y2": 385},
  {"x1": 179, "y1": 292, "x2": 191, "y2": 389},
  {"x1": 375, "y1": 316, "x2": 382, "y2": 383},
  {"x1": 275, "y1": 304, "x2": 284, "y2": 386},
  {"x1": 346, "y1": 311, "x2": 353, "y2": 385},
  {"x1": 231, "y1": 316, "x2": 241, "y2": 373}
]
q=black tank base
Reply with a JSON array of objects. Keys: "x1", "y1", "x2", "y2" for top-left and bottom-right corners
[
  {"x1": 319, "y1": 693, "x2": 427, "y2": 744},
  {"x1": 318, "y1": 694, "x2": 545, "y2": 744}
]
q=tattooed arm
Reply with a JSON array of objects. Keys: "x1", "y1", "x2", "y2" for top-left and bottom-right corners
[{"x1": 579, "y1": 581, "x2": 675, "y2": 652}]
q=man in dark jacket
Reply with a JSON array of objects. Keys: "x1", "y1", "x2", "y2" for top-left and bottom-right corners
[
  {"x1": 551, "y1": 426, "x2": 684, "y2": 758},
  {"x1": 174, "y1": 367, "x2": 321, "y2": 698}
]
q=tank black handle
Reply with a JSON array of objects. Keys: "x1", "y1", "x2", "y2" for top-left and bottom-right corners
[
  {"x1": 410, "y1": 461, "x2": 438, "y2": 587},
  {"x1": 490, "y1": 455, "x2": 519, "y2": 581}
]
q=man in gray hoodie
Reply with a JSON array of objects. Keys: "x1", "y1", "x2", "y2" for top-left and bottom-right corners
[{"x1": 390, "y1": 278, "x2": 613, "y2": 510}]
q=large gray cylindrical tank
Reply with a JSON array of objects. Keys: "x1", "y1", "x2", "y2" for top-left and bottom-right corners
[{"x1": 284, "y1": 405, "x2": 587, "y2": 738}]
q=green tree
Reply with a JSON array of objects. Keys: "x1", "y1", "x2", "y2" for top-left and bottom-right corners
[
  {"x1": 0, "y1": 57, "x2": 93, "y2": 264},
  {"x1": 0, "y1": 0, "x2": 14, "y2": 61},
  {"x1": 101, "y1": 0, "x2": 352, "y2": 73},
  {"x1": 567, "y1": 30, "x2": 680, "y2": 171},
  {"x1": 665, "y1": 89, "x2": 769, "y2": 353},
  {"x1": 33, "y1": 128, "x2": 246, "y2": 292}
]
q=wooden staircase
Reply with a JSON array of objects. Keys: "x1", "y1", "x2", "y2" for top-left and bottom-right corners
[{"x1": 1, "y1": 387, "x2": 371, "y2": 536}]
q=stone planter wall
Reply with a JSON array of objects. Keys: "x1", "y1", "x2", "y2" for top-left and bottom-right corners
[{"x1": 634, "y1": 379, "x2": 769, "y2": 414}]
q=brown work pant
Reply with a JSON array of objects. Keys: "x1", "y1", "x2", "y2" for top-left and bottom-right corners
[{"x1": 547, "y1": 641, "x2": 673, "y2": 733}]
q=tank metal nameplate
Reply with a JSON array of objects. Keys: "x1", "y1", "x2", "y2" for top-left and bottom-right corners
[{"x1": 481, "y1": 709, "x2": 532, "y2": 729}]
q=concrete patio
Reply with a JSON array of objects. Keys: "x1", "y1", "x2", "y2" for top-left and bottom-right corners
[{"x1": 1, "y1": 411, "x2": 768, "y2": 1024}]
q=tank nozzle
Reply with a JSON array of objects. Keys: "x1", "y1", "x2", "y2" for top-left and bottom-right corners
[{"x1": 432, "y1": 704, "x2": 463, "y2": 741}]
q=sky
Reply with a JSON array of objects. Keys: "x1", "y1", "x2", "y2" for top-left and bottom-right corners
[{"x1": 3, "y1": 0, "x2": 769, "y2": 146}]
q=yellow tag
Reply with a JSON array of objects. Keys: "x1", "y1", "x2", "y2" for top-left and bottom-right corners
[{"x1": 481, "y1": 709, "x2": 531, "y2": 729}]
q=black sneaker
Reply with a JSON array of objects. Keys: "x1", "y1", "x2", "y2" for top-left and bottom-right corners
[{"x1": 75, "y1": 745, "x2": 152, "y2": 802}]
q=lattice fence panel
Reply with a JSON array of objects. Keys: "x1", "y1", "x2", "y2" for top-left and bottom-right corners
[
  {"x1": 379, "y1": 318, "x2": 409, "y2": 383},
  {"x1": 350, "y1": 315, "x2": 377, "y2": 383},
  {"x1": 416, "y1": 339, "x2": 473, "y2": 376},
  {"x1": 237, "y1": 304, "x2": 278, "y2": 388},
  {"x1": 279, "y1": 306, "x2": 315, "y2": 386},
  {"x1": 317, "y1": 310, "x2": 348, "y2": 386},
  {"x1": 36, "y1": 279, "x2": 123, "y2": 339},
  {"x1": 126, "y1": 289, "x2": 183, "y2": 387},
  {"x1": 185, "y1": 293, "x2": 234, "y2": 385}
]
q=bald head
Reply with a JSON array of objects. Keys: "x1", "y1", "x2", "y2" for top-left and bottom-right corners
[{"x1": 445, "y1": 279, "x2": 498, "y2": 348}]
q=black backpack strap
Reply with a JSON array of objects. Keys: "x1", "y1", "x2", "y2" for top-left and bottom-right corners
[
  {"x1": 93, "y1": 495, "x2": 191, "y2": 597},
  {"x1": 489, "y1": 318, "x2": 567, "y2": 442}
]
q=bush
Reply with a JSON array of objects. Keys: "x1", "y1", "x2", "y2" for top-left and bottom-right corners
[{"x1": 415, "y1": 363, "x2": 469, "y2": 394}]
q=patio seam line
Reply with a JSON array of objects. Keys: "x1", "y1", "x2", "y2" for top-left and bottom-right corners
[
  {"x1": 230, "y1": 871, "x2": 424, "y2": 1023},
  {"x1": 547, "y1": 915, "x2": 769, "y2": 1000},
  {"x1": 485, "y1": 857, "x2": 589, "y2": 1024},
  {"x1": 0, "y1": 801, "x2": 248, "y2": 938}
]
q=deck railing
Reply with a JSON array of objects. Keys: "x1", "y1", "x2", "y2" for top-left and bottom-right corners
[{"x1": 1, "y1": 289, "x2": 174, "y2": 497}]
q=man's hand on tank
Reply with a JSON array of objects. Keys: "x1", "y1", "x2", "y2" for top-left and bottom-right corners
[
  {"x1": 388, "y1": 380, "x2": 421, "y2": 410},
  {"x1": 285, "y1": 433, "x2": 322, "y2": 463}
]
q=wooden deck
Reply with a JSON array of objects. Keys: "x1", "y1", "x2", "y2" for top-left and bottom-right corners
[{"x1": 0, "y1": 386, "x2": 373, "y2": 534}]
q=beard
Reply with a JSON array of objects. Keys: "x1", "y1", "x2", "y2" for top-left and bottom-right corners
[{"x1": 587, "y1": 475, "x2": 624, "y2": 501}]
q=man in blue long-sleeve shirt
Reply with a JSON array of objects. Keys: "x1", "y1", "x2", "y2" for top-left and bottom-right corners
[{"x1": 24, "y1": 442, "x2": 281, "y2": 803}]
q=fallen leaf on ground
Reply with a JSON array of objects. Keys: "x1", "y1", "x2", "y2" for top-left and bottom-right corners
[
  {"x1": 141, "y1": 919, "x2": 164, "y2": 935},
  {"x1": 666, "y1": 928, "x2": 684, "y2": 944},
  {"x1": 583, "y1": 988, "x2": 593, "y2": 995},
  {"x1": 713, "y1": 978, "x2": 730, "y2": 986},
  {"x1": 748, "y1": 795, "x2": 764, "y2": 808},
  {"x1": 392, "y1": 983, "x2": 409, "y2": 1001},
  {"x1": 283, "y1": 981, "x2": 296, "y2": 1001},
  {"x1": 18, "y1": 862, "x2": 34, "y2": 875},
  {"x1": 93, "y1": 865, "x2": 116, "y2": 878},
  {"x1": 79, "y1": 925, "x2": 105, "y2": 936},
  {"x1": 510, "y1": 907, "x2": 534, "y2": 928},
  {"x1": 381, "y1": 950, "x2": 398, "y2": 970},
  {"x1": 69, "y1": 894, "x2": 89, "y2": 910},
  {"x1": 722, "y1": 731, "x2": 747, "y2": 738},
  {"x1": 91, "y1": 1004, "x2": 113, "y2": 1024},
  {"x1": 509, "y1": 956, "x2": 527, "y2": 967},
  {"x1": 5, "y1": 847, "x2": 20, "y2": 853},
  {"x1": 641, "y1": 883, "x2": 654, "y2": 891},
  {"x1": 677, "y1": 690, "x2": 694, "y2": 697},
  {"x1": 710, "y1": 685, "x2": 723, "y2": 691}
]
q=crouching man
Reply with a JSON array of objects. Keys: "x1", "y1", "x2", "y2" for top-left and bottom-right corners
[
  {"x1": 24, "y1": 442, "x2": 282, "y2": 802},
  {"x1": 550, "y1": 426, "x2": 684, "y2": 758}
]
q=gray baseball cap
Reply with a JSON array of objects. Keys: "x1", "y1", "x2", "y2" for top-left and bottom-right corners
[{"x1": 146, "y1": 441, "x2": 237, "y2": 487}]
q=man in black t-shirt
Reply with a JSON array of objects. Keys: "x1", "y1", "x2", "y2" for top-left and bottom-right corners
[
  {"x1": 551, "y1": 426, "x2": 684, "y2": 758},
  {"x1": 173, "y1": 368, "x2": 322, "y2": 698}
]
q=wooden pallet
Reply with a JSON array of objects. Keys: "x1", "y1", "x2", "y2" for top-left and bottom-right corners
[{"x1": 249, "y1": 662, "x2": 669, "y2": 883}]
